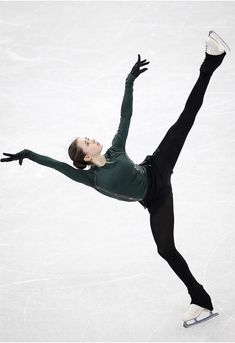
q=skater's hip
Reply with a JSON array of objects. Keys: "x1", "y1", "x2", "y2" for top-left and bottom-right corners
[{"x1": 139, "y1": 148, "x2": 173, "y2": 213}]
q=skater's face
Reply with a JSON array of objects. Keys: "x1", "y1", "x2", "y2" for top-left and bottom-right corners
[{"x1": 76, "y1": 137, "x2": 103, "y2": 160}]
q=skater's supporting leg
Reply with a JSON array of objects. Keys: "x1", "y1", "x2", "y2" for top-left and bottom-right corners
[
  {"x1": 149, "y1": 191, "x2": 213, "y2": 310},
  {"x1": 156, "y1": 52, "x2": 226, "y2": 172},
  {"x1": 149, "y1": 192, "x2": 199, "y2": 291}
]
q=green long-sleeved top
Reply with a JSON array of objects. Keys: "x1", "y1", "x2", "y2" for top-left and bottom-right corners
[{"x1": 26, "y1": 73, "x2": 149, "y2": 202}]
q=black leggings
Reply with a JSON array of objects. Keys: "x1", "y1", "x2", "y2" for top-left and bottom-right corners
[{"x1": 147, "y1": 52, "x2": 226, "y2": 310}]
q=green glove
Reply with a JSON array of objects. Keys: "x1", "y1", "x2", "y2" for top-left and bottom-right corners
[
  {"x1": 1, "y1": 149, "x2": 29, "y2": 166},
  {"x1": 131, "y1": 54, "x2": 150, "y2": 78}
]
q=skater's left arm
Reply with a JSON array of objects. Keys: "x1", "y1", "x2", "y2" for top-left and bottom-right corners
[
  {"x1": 1, "y1": 149, "x2": 93, "y2": 186},
  {"x1": 111, "y1": 54, "x2": 149, "y2": 152}
]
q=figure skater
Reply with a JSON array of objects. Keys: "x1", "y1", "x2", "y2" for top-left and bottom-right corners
[{"x1": 1, "y1": 31, "x2": 230, "y2": 327}]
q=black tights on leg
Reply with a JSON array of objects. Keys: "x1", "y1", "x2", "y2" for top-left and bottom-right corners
[
  {"x1": 149, "y1": 192, "x2": 213, "y2": 310},
  {"x1": 156, "y1": 52, "x2": 226, "y2": 171},
  {"x1": 148, "y1": 53, "x2": 226, "y2": 310}
]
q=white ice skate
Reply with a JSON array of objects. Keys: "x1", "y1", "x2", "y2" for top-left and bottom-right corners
[
  {"x1": 206, "y1": 30, "x2": 231, "y2": 55},
  {"x1": 183, "y1": 304, "x2": 219, "y2": 328}
]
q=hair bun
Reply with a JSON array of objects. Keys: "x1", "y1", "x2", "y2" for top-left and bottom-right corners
[{"x1": 73, "y1": 161, "x2": 86, "y2": 170}]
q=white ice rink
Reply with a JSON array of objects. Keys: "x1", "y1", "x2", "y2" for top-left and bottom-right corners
[{"x1": 0, "y1": 1, "x2": 235, "y2": 342}]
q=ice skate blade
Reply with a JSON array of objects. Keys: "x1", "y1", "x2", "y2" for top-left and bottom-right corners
[
  {"x1": 183, "y1": 312, "x2": 219, "y2": 328},
  {"x1": 209, "y1": 30, "x2": 231, "y2": 53}
]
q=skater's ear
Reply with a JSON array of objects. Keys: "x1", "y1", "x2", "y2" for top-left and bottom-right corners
[{"x1": 84, "y1": 155, "x2": 92, "y2": 163}]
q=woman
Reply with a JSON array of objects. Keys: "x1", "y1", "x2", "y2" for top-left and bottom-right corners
[{"x1": 1, "y1": 31, "x2": 230, "y2": 327}]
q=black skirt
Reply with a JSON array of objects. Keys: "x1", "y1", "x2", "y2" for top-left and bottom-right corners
[{"x1": 138, "y1": 148, "x2": 173, "y2": 214}]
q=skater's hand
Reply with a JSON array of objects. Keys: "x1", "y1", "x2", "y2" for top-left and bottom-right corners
[
  {"x1": 131, "y1": 54, "x2": 150, "y2": 78},
  {"x1": 1, "y1": 150, "x2": 29, "y2": 166}
]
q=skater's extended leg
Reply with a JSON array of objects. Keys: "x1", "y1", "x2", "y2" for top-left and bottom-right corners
[
  {"x1": 156, "y1": 51, "x2": 226, "y2": 172},
  {"x1": 149, "y1": 192, "x2": 213, "y2": 310}
]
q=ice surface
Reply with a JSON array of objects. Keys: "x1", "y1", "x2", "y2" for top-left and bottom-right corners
[{"x1": 0, "y1": 1, "x2": 235, "y2": 342}]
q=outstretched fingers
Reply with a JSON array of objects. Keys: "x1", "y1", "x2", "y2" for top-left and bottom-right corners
[
  {"x1": 131, "y1": 54, "x2": 150, "y2": 77},
  {"x1": 1, "y1": 158, "x2": 11, "y2": 162},
  {"x1": 1, "y1": 150, "x2": 27, "y2": 165},
  {"x1": 139, "y1": 67, "x2": 148, "y2": 74},
  {"x1": 137, "y1": 54, "x2": 150, "y2": 66},
  {"x1": 1, "y1": 153, "x2": 13, "y2": 162}
]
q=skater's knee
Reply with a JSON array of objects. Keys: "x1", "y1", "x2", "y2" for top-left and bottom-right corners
[{"x1": 157, "y1": 246, "x2": 176, "y2": 260}]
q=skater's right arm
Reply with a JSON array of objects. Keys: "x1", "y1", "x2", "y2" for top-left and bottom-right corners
[
  {"x1": 110, "y1": 55, "x2": 149, "y2": 152},
  {"x1": 1, "y1": 149, "x2": 93, "y2": 186}
]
